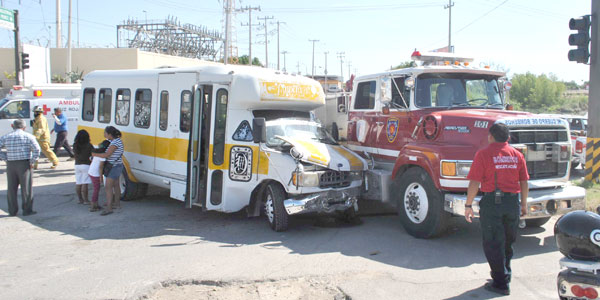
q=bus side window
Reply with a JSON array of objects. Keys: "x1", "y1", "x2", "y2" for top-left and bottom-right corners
[
  {"x1": 159, "y1": 91, "x2": 168, "y2": 131},
  {"x1": 115, "y1": 89, "x2": 131, "y2": 126},
  {"x1": 180, "y1": 90, "x2": 192, "y2": 133},
  {"x1": 0, "y1": 100, "x2": 30, "y2": 119},
  {"x1": 82, "y1": 88, "x2": 95, "y2": 121},
  {"x1": 98, "y1": 88, "x2": 112, "y2": 123},
  {"x1": 212, "y1": 89, "x2": 228, "y2": 166},
  {"x1": 134, "y1": 89, "x2": 152, "y2": 129}
]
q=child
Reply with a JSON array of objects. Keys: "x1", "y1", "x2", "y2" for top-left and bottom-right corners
[
  {"x1": 88, "y1": 140, "x2": 110, "y2": 212},
  {"x1": 73, "y1": 130, "x2": 93, "y2": 204}
]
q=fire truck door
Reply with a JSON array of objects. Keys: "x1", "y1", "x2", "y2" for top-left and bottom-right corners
[{"x1": 352, "y1": 80, "x2": 379, "y2": 155}]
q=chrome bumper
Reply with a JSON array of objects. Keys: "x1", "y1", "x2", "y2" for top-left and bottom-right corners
[
  {"x1": 284, "y1": 188, "x2": 360, "y2": 215},
  {"x1": 444, "y1": 185, "x2": 586, "y2": 219}
]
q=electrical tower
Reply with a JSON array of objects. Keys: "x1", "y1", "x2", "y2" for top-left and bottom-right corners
[
  {"x1": 222, "y1": 0, "x2": 239, "y2": 64},
  {"x1": 116, "y1": 17, "x2": 223, "y2": 61}
]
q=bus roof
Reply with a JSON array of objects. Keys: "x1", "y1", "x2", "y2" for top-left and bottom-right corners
[{"x1": 83, "y1": 65, "x2": 325, "y2": 111}]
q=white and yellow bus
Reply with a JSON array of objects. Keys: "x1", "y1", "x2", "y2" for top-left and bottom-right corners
[{"x1": 78, "y1": 65, "x2": 366, "y2": 231}]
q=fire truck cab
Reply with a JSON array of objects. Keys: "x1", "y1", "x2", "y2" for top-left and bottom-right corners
[{"x1": 342, "y1": 51, "x2": 586, "y2": 238}]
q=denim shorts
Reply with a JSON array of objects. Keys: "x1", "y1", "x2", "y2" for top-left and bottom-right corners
[{"x1": 107, "y1": 163, "x2": 123, "y2": 179}]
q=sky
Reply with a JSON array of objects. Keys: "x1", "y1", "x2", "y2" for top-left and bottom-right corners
[{"x1": 0, "y1": 0, "x2": 592, "y2": 83}]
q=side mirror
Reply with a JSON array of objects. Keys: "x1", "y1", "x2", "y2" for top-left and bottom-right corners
[{"x1": 252, "y1": 118, "x2": 267, "y2": 143}]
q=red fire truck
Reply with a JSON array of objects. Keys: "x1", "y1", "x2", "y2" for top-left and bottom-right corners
[{"x1": 338, "y1": 51, "x2": 586, "y2": 238}]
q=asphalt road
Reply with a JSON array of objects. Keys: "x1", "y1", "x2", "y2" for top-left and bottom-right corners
[{"x1": 0, "y1": 159, "x2": 566, "y2": 300}]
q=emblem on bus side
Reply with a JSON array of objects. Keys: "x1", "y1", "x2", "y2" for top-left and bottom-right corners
[
  {"x1": 230, "y1": 146, "x2": 253, "y2": 182},
  {"x1": 387, "y1": 118, "x2": 399, "y2": 143}
]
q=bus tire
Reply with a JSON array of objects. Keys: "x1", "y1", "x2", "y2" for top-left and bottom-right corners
[
  {"x1": 395, "y1": 167, "x2": 449, "y2": 239},
  {"x1": 263, "y1": 183, "x2": 289, "y2": 232},
  {"x1": 119, "y1": 168, "x2": 145, "y2": 201},
  {"x1": 525, "y1": 217, "x2": 551, "y2": 227},
  {"x1": 331, "y1": 122, "x2": 339, "y2": 141}
]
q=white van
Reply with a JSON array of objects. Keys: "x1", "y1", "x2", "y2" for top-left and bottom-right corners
[
  {"x1": 79, "y1": 65, "x2": 367, "y2": 231},
  {"x1": 0, "y1": 84, "x2": 81, "y2": 145}
]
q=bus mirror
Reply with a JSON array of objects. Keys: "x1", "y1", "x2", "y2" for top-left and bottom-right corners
[{"x1": 253, "y1": 118, "x2": 267, "y2": 143}]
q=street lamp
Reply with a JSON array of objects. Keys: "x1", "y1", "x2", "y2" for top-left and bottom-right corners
[{"x1": 142, "y1": 10, "x2": 148, "y2": 24}]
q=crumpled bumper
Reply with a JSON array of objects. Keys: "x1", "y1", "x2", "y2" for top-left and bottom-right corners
[
  {"x1": 284, "y1": 188, "x2": 360, "y2": 215},
  {"x1": 444, "y1": 185, "x2": 586, "y2": 219}
]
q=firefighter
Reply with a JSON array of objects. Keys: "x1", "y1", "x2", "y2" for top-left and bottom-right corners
[
  {"x1": 32, "y1": 106, "x2": 59, "y2": 169},
  {"x1": 464, "y1": 123, "x2": 529, "y2": 295}
]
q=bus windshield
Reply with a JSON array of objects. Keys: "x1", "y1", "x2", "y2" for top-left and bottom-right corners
[
  {"x1": 265, "y1": 119, "x2": 337, "y2": 148},
  {"x1": 415, "y1": 73, "x2": 503, "y2": 109}
]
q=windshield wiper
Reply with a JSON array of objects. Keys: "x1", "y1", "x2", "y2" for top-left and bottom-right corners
[
  {"x1": 446, "y1": 102, "x2": 470, "y2": 110},
  {"x1": 484, "y1": 103, "x2": 504, "y2": 109}
]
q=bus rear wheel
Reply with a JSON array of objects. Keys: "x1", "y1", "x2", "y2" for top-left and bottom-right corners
[{"x1": 119, "y1": 168, "x2": 148, "y2": 201}]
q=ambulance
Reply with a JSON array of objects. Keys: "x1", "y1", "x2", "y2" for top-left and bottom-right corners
[
  {"x1": 78, "y1": 65, "x2": 366, "y2": 231},
  {"x1": 0, "y1": 84, "x2": 81, "y2": 145}
]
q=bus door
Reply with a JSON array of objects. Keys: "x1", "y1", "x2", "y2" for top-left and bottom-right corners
[
  {"x1": 156, "y1": 72, "x2": 197, "y2": 179},
  {"x1": 186, "y1": 84, "x2": 213, "y2": 208}
]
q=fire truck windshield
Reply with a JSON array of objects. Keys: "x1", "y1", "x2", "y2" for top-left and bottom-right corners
[
  {"x1": 415, "y1": 73, "x2": 503, "y2": 109},
  {"x1": 265, "y1": 119, "x2": 337, "y2": 148}
]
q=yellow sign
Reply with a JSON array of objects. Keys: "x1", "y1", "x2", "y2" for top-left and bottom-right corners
[{"x1": 260, "y1": 81, "x2": 323, "y2": 102}]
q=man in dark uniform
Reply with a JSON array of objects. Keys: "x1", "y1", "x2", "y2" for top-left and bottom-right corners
[{"x1": 464, "y1": 123, "x2": 529, "y2": 295}]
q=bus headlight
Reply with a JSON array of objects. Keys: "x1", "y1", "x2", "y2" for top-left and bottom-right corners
[{"x1": 292, "y1": 172, "x2": 320, "y2": 187}]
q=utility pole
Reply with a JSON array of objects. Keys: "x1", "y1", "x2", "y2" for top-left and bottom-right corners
[
  {"x1": 296, "y1": 61, "x2": 300, "y2": 74},
  {"x1": 309, "y1": 39, "x2": 319, "y2": 77},
  {"x1": 337, "y1": 52, "x2": 345, "y2": 83},
  {"x1": 324, "y1": 51, "x2": 329, "y2": 92},
  {"x1": 257, "y1": 16, "x2": 274, "y2": 68},
  {"x1": 272, "y1": 20, "x2": 285, "y2": 70},
  {"x1": 281, "y1": 50, "x2": 289, "y2": 72},
  {"x1": 444, "y1": 0, "x2": 454, "y2": 52},
  {"x1": 347, "y1": 61, "x2": 352, "y2": 82},
  {"x1": 238, "y1": 5, "x2": 260, "y2": 65},
  {"x1": 66, "y1": 0, "x2": 72, "y2": 82},
  {"x1": 223, "y1": 0, "x2": 232, "y2": 64},
  {"x1": 588, "y1": 0, "x2": 600, "y2": 181},
  {"x1": 56, "y1": 0, "x2": 61, "y2": 47}
]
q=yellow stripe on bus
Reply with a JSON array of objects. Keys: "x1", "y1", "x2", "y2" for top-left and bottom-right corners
[
  {"x1": 332, "y1": 145, "x2": 364, "y2": 171},
  {"x1": 78, "y1": 125, "x2": 269, "y2": 175}
]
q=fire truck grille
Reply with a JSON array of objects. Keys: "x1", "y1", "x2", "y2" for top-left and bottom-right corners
[
  {"x1": 509, "y1": 127, "x2": 569, "y2": 179},
  {"x1": 319, "y1": 171, "x2": 351, "y2": 188},
  {"x1": 509, "y1": 128, "x2": 568, "y2": 143}
]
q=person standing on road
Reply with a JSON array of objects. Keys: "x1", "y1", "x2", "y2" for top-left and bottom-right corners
[
  {"x1": 91, "y1": 126, "x2": 124, "y2": 216},
  {"x1": 32, "y1": 106, "x2": 59, "y2": 169},
  {"x1": 51, "y1": 108, "x2": 75, "y2": 160},
  {"x1": 0, "y1": 119, "x2": 41, "y2": 216},
  {"x1": 464, "y1": 123, "x2": 529, "y2": 296},
  {"x1": 73, "y1": 130, "x2": 93, "y2": 205},
  {"x1": 88, "y1": 140, "x2": 109, "y2": 212}
]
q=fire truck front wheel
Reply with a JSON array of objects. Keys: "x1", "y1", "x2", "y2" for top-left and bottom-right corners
[
  {"x1": 395, "y1": 167, "x2": 449, "y2": 238},
  {"x1": 263, "y1": 183, "x2": 289, "y2": 232}
]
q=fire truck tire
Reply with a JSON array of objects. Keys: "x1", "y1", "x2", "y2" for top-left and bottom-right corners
[
  {"x1": 395, "y1": 167, "x2": 449, "y2": 238},
  {"x1": 264, "y1": 183, "x2": 289, "y2": 232},
  {"x1": 331, "y1": 122, "x2": 339, "y2": 141},
  {"x1": 525, "y1": 217, "x2": 551, "y2": 227},
  {"x1": 119, "y1": 169, "x2": 147, "y2": 201}
]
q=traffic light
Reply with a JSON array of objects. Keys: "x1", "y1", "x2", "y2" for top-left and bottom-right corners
[
  {"x1": 21, "y1": 52, "x2": 29, "y2": 70},
  {"x1": 568, "y1": 16, "x2": 591, "y2": 64}
]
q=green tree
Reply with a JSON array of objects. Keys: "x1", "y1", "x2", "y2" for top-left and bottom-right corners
[
  {"x1": 392, "y1": 61, "x2": 416, "y2": 69},
  {"x1": 237, "y1": 55, "x2": 263, "y2": 67},
  {"x1": 509, "y1": 72, "x2": 566, "y2": 113}
]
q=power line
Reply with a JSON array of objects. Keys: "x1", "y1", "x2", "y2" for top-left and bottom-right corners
[{"x1": 454, "y1": 0, "x2": 509, "y2": 35}]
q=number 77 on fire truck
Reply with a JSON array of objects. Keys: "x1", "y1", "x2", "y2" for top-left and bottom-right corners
[{"x1": 336, "y1": 51, "x2": 586, "y2": 238}]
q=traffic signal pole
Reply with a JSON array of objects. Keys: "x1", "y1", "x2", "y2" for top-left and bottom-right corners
[
  {"x1": 13, "y1": 10, "x2": 20, "y2": 85},
  {"x1": 587, "y1": 0, "x2": 600, "y2": 182}
]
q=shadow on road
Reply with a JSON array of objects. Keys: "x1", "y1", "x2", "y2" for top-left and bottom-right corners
[{"x1": 0, "y1": 181, "x2": 558, "y2": 272}]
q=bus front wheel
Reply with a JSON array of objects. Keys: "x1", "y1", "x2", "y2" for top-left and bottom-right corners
[{"x1": 263, "y1": 183, "x2": 289, "y2": 232}]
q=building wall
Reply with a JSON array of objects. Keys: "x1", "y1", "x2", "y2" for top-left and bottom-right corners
[
  {"x1": 0, "y1": 48, "x2": 17, "y2": 89},
  {"x1": 50, "y1": 48, "x2": 139, "y2": 77}
]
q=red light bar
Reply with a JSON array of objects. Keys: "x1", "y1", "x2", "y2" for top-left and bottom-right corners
[
  {"x1": 411, "y1": 50, "x2": 422, "y2": 57},
  {"x1": 33, "y1": 90, "x2": 42, "y2": 97},
  {"x1": 12, "y1": 85, "x2": 23, "y2": 90}
]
